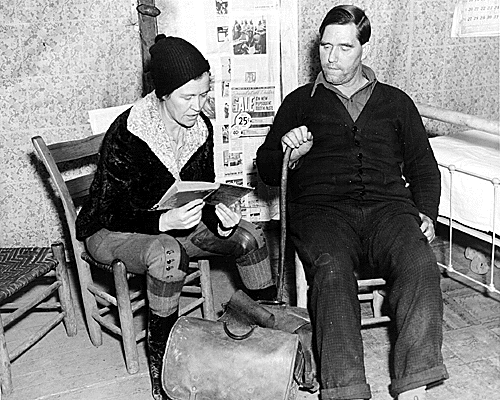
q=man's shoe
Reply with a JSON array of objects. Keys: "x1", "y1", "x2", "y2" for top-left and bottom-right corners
[
  {"x1": 397, "y1": 386, "x2": 427, "y2": 400},
  {"x1": 246, "y1": 285, "x2": 277, "y2": 302}
]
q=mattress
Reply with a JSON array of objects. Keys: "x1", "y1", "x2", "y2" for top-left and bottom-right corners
[{"x1": 430, "y1": 129, "x2": 500, "y2": 234}]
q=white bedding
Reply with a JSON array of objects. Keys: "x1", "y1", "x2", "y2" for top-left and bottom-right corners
[{"x1": 430, "y1": 130, "x2": 500, "y2": 234}]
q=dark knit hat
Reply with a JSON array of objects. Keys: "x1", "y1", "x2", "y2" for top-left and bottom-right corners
[{"x1": 149, "y1": 34, "x2": 210, "y2": 99}]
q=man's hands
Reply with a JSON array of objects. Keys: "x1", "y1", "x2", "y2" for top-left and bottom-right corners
[
  {"x1": 281, "y1": 126, "x2": 313, "y2": 166},
  {"x1": 158, "y1": 198, "x2": 242, "y2": 234},
  {"x1": 419, "y1": 212, "x2": 435, "y2": 243}
]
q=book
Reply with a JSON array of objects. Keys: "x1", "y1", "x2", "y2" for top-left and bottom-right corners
[{"x1": 152, "y1": 181, "x2": 254, "y2": 210}]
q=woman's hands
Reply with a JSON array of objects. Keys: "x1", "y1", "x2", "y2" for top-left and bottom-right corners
[
  {"x1": 158, "y1": 198, "x2": 242, "y2": 235},
  {"x1": 159, "y1": 199, "x2": 205, "y2": 231},
  {"x1": 215, "y1": 202, "x2": 242, "y2": 231}
]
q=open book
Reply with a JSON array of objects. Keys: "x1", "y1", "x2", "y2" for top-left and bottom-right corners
[{"x1": 152, "y1": 181, "x2": 254, "y2": 210}]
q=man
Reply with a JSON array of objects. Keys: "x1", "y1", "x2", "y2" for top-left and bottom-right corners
[
  {"x1": 256, "y1": 5, "x2": 448, "y2": 400},
  {"x1": 76, "y1": 35, "x2": 275, "y2": 400}
]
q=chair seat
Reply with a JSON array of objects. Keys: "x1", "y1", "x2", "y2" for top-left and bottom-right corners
[
  {"x1": 81, "y1": 251, "x2": 125, "y2": 275},
  {"x1": 0, "y1": 247, "x2": 57, "y2": 302},
  {"x1": 0, "y1": 243, "x2": 77, "y2": 396}
]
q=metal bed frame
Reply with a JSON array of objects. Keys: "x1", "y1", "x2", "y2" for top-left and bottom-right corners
[{"x1": 416, "y1": 103, "x2": 500, "y2": 295}]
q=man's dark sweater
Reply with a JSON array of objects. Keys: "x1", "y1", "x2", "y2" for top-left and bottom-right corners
[{"x1": 256, "y1": 81, "x2": 441, "y2": 222}]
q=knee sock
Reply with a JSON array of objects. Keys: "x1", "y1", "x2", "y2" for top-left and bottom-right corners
[{"x1": 236, "y1": 246, "x2": 274, "y2": 291}]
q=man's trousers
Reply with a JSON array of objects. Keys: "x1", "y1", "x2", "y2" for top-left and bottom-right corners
[{"x1": 288, "y1": 200, "x2": 448, "y2": 399}]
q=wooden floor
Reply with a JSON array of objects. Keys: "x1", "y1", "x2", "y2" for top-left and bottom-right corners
[{"x1": 2, "y1": 223, "x2": 500, "y2": 400}]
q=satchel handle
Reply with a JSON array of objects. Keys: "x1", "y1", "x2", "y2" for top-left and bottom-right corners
[{"x1": 223, "y1": 322, "x2": 256, "y2": 340}]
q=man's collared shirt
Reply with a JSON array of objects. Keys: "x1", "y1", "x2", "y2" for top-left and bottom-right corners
[{"x1": 311, "y1": 64, "x2": 377, "y2": 122}]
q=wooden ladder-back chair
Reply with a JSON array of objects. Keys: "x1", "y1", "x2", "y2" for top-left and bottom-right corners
[
  {"x1": 32, "y1": 134, "x2": 216, "y2": 375},
  {"x1": 0, "y1": 243, "x2": 77, "y2": 396},
  {"x1": 278, "y1": 147, "x2": 390, "y2": 326}
]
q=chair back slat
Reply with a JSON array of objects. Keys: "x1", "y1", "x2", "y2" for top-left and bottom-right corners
[
  {"x1": 31, "y1": 134, "x2": 103, "y2": 231},
  {"x1": 66, "y1": 173, "x2": 96, "y2": 200},
  {"x1": 46, "y1": 133, "x2": 104, "y2": 163}
]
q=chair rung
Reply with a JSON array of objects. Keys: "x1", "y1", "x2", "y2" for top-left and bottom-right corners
[
  {"x1": 184, "y1": 270, "x2": 201, "y2": 285},
  {"x1": 135, "y1": 329, "x2": 147, "y2": 342},
  {"x1": 129, "y1": 290, "x2": 144, "y2": 302},
  {"x1": 92, "y1": 313, "x2": 146, "y2": 343},
  {"x1": 2, "y1": 281, "x2": 61, "y2": 327},
  {"x1": 88, "y1": 284, "x2": 117, "y2": 307},
  {"x1": 0, "y1": 302, "x2": 61, "y2": 311},
  {"x1": 358, "y1": 293, "x2": 375, "y2": 301},
  {"x1": 96, "y1": 301, "x2": 112, "y2": 315},
  {"x1": 9, "y1": 313, "x2": 65, "y2": 362},
  {"x1": 92, "y1": 313, "x2": 122, "y2": 336},
  {"x1": 358, "y1": 278, "x2": 386, "y2": 287},
  {"x1": 179, "y1": 298, "x2": 204, "y2": 316},
  {"x1": 361, "y1": 316, "x2": 391, "y2": 326},
  {"x1": 131, "y1": 298, "x2": 146, "y2": 313},
  {"x1": 181, "y1": 286, "x2": 202, "y2": 294}
]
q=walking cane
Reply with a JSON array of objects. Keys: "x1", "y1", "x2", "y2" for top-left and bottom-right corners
[{"x1": 276, "y1": 147, "x2": 293, "y2": 303}]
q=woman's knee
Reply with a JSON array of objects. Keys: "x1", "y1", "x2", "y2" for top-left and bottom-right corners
[
  {"x1": 144, "y1": 235, "x2": 190, "y2": 279},
  {"x1": 231, "y1": 221, "x2": 266, "y2": 256}
]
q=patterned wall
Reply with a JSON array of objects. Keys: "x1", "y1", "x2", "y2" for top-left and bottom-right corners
[
  {"x1": 297, "y1": 0, "x2": 499, "y2": 134},
  {"x1": 1, "y1": 0, "x2": 498, "y2": 249},
  {"x1": 0, "y1": 0, "x2": 142, "y2": 248}
]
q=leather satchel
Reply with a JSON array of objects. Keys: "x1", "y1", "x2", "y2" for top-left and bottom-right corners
[
  {"x1": 218, "y1": 290, "x2": 319, "y2": 392},
  {"x1": 162, "y1": 316, "x2": 300, "y2": 400}
]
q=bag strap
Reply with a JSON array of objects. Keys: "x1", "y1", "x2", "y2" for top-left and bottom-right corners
[{"x1": 223, "y1": 322, "x2": 256, "y2": 340}]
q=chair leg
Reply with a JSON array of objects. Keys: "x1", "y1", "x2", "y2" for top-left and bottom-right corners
[
  {"x1": 295, "y1": 252, "x2": 308, "y2": 309},
  {"x1": 372, "y1": 289, "x2": 385, "y2": 319},
  {"x1": 74, "y1": 252, "x2": 103, "y2": 347},
  {"x1": 0, "y1": 316, "x2": 12, "y2": 396},
  {"x1": 197, "y1": 260, "x2": 216, "y2": 321},
  {"x1": 112, "y1": 260, "x2": 140, "y2": 374},
  {"x1": 51, "y1": 243, "x2": 77, "y2": 337}
]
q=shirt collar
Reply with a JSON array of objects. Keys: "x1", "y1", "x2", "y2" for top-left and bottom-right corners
[
  {"x1": 127, "y1": 92, "x2": 208, "y2": 179},
  {"x1": 310, "y1": 64, "x2": 377, "y2": 98}
]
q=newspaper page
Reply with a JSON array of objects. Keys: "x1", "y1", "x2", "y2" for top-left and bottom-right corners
[
  {"x1": 451, "y1": 0, "x2": 500, "y2": 37},
  {"x1": 155, "y1": 0, "x2": 281, "y2": 221},
  {"x1": 202, "y1": 0, "x2": 281, "y2": 221},
  {"x1": 88, "y1": 104, "x2": 133, "y2": 135}
]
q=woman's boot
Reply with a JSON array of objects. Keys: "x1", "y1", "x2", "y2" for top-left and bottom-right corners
[{"x1": 148, "y1": 310, "x2": 178, "y2": 400}]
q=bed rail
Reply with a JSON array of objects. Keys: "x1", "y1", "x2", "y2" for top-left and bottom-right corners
[
  {"x1": 416, "y1": 103, "x2": 500, "y2": 136},
  {"x1": 417, "y1": 103, "x2": 499, "y2": 295}
]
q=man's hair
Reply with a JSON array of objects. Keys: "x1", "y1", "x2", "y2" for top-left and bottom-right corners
[{"x1": 319, "y1": 5, "x2": 371, "y2": 45}]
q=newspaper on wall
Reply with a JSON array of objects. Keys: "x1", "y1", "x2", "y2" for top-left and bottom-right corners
[
  {"x1": 451, "y1": 0, "x2": 500, "y2": 37},
  {"x1": 202, "y1": 0, "x2": 281, "y2": 221}
]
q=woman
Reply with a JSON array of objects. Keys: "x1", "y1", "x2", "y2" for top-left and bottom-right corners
[{"x1": 76, "y1": 34, "x2": 276, "y2": 400}]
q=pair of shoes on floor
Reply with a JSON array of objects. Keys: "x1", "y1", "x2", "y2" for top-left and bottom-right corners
[{"x1": 397, "y1": 386, "x2": 427, "y2": 400}]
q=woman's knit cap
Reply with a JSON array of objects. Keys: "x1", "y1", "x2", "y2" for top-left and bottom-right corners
[{"x1": 149, "y1": 34, "x2": 210, "y2": 98}]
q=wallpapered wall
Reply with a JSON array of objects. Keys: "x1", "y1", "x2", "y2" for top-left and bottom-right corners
[
  {"x1": 0, "y1": 0, "x2": 142, "y2": 248},
  {"x1": 297, "y1": 0, "x2": 499, "y2": 133},
  {"x1": 0, "y1": 0, "x2": 499, "y2": 249}
]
